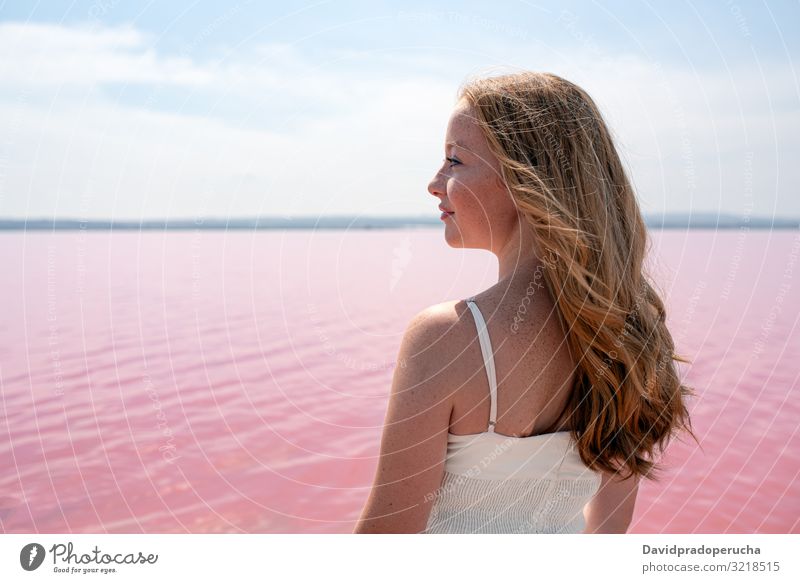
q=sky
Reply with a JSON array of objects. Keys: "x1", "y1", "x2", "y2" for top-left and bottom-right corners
[{"x1": 0, "y1": 0, "x2": 798, "y2": 221}]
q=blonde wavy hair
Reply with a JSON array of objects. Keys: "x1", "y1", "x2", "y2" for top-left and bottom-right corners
[{"x1": 458, "y1": 71, "x2": 697, "y2": 481}]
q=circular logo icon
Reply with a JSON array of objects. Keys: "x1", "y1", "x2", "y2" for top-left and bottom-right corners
[{"x1": 20, "y1": 543, "x2": 46, "y2": 571}]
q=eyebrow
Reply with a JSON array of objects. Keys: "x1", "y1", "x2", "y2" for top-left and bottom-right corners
[{"x1": 446, "y1": 141, "x2": 466, "y2": 148}]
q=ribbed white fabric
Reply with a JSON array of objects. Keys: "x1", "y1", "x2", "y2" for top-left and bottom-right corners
[{"x1": 423, "y1": 297, "x2": 601, "y2": 534}]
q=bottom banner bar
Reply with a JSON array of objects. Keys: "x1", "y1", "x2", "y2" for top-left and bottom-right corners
[{"x1": 1, "y1": 534, "x2": 796, "y2": 582}]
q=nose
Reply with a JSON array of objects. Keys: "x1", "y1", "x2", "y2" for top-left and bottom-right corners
[{"x1": 427, "y1": 167, "x2": 446, "y2": 198}]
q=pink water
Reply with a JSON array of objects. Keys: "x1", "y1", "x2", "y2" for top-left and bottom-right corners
[{"x1": 0, "y1": 229, "x2": 798, "y2": 533}]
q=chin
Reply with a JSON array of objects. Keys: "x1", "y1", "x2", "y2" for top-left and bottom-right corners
[{"x1": 443, "y1": 230, "x2": 467, "y2": 249}]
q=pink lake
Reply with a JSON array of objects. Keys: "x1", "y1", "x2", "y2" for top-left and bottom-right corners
[{"x1": 0, "y1": 228, "x2": 798, "y2": 533}]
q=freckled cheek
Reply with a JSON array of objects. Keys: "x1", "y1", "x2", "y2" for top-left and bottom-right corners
[
  {"x1": 447, "y1": 175, "x2": 478, "y2": 213},
  {"x1": 448, "y1": 200, "x2": 489, "y2": 235},
  {"x1": 449, "y1": 178, "x2": 493, "y2": 217}
]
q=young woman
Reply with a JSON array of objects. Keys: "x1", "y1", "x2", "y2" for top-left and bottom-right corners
[{"x1": 354, "y1": 71, "x2": 695, "y2": 534}]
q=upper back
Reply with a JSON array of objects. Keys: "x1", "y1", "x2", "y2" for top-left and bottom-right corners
[{"x1": 443, "y1": 287, "x2": 577, "y2": 438}]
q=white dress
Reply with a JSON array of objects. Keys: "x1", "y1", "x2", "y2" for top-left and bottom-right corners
[{"x1": 423, "y1": 297, "x2": 602, "y2": 534}]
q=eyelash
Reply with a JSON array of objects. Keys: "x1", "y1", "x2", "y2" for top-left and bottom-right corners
[{"x1": 445, "y1": 157, "x2": 460, "y2": 167}]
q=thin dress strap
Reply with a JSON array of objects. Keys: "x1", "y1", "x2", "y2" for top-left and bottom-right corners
[{"x1": 464, "y1": 298, "x2": 498, "y2": 433}]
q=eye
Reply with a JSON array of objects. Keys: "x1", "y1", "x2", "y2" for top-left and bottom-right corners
[{"x1": 445, "y1": 156, "x2": 461, "y2": 167}]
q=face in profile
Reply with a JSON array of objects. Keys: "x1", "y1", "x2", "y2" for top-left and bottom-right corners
[{"x1": 427, "y1": 98, "x2": 519, "y2": 251}]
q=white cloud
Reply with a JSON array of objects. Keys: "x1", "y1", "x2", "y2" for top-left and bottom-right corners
[
  {"x1": 0, "y1": 22, "x2": 210, "y2": 86},
  {"x1": 0, "y1": 21, "x2": 796, "y2": 220},
  {"x1": 0, "y1": 23, "x2": 457, "y2": 219}
]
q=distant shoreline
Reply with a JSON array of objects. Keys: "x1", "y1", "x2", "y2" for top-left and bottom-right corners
[{"x1": 0, "y1": 215, "x2": 798, "y2": 230}]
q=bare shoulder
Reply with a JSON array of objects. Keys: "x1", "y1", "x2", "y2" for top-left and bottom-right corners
[
  {"x1": 395, "y1": 300, "x2": 472, "y2": 390},
  {"x1": 404, "y1": 300, "x2": 465, "y2": 333}
]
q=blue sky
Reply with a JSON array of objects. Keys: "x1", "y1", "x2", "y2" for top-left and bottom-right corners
[{"x1": 0, "y1": 0, "x2": 798, "y2": 220}]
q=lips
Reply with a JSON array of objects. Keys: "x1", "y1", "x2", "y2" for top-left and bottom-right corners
[{"x1": 438, "y1": 206, "x2": 454, "y2": 213}]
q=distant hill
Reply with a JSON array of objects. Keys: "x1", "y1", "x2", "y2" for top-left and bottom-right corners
[{"x1": 0, "y1": 213, "x2": 797, "y2": 230}]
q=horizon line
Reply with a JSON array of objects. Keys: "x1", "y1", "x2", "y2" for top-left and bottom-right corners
[{"x1": 0, "y1": 213, "x2": 798, "y2": 231}]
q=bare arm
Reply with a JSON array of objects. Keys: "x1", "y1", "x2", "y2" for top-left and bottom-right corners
[
  {"x1": 353, "y1": 306, "x2": 454, "y2": 533},
  {"x1": 582, "y1": 468, "x2": 640, "y2": 533}
]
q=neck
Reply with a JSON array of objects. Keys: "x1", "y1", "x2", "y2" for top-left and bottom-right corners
[{"x1": 495, "y1": 216, "x2": 542, "y2": 284}]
